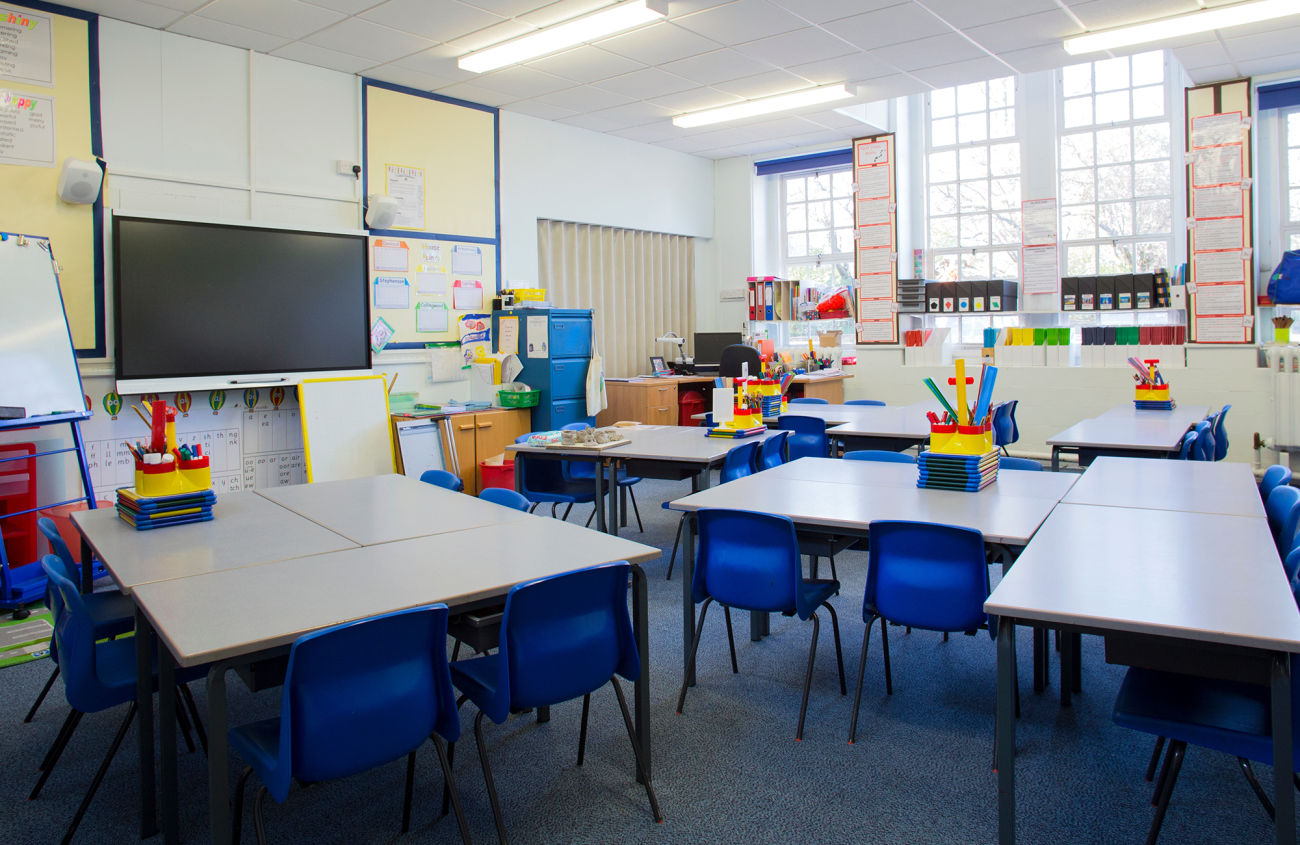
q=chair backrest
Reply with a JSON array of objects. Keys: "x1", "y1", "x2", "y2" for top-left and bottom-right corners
[
  {"x1": 866, "y1": 521, "x2": 990, "y2": 634},
  {"x1": 559, "y1": 423, "x2": 597, "y2": 479},
  {"x1": 1177, "y1": 430, "x2": 1198, "y2": 460},
  {"x1": 1268, "y1": 485, "x2": 1300, "y2": 552},
  {"x1": 515, "y1": 453, "x2": 569, "y2": 499},
  {"x1": 845, "y1": 399, "x2": 886, "y2": 406},
  {"x1": 789, "y1": 397, "x2": 828, "y2": 405},
  {"x1": 1262, "y1": 465, "x2": 1293, "y2": 501},
  {"x1": 1192, "y1": 420, "x2": 1215, "y2": 461},
  {"x1": 760, "y1": 430, "x2": 789, "y2": 470},
  {"x1": 700, "y1": 412, "x2": 714, "y2": 428},
  {"x1": 1212, "y1": 405, "x2": 1230, "y2": 460},
  {"x1": 998, "y1": 456, "x2": 1042, "y2": 472},
  {"x1": 478, "y1": 487, "x2": 531, "y2": 511},
  {"x1": 719, "y1": 345, "x2": 762, "y2": 378},
  {"x1": 991, "y1": 403, "x2": 1013, "y2": 447},
  {"x1": 42, "y1": 556, "x2": 103, "y2": 712},
  {"x1": 420, "y1": 469, "x2": 464, "y2": 492},
  {"x1": 999, "y1": 399, "x2": 1021, "y2": 445},
  {"x1": 777, "y1": 414, "x2": 828, "y2": 460},
  {"x1": 486, "y1": 562, "x2": 637, "y2": 721},
  {"x1": 37, "y1": 517, "x2": 75, "y2": 569},
  {"x1": 720, "y1": 440, "x2": 760, "y2": 484},
  {"x1": 1286, "y1": 546, "x2": 1300, "y2": 585},
  {"x1": 694, "y1": 509, "x2": 809, "y2": 617},
  {"x1": 844, "y1": 450, "x2": 916, "y2": 464},
  {"x1": 514, "y1": 433, "x2": 532, "y2": 444}
]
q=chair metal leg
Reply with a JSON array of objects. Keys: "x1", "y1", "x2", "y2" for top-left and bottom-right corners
[
  {"x1": 178, "y1": 683, "x2": 208, "y2": 756},
  {"x1": 25, "y1": 665, "x2": 59, "y2": 724},
  {"x1": 880, "y1": 616, "x2": 893, "y2": 695},
  {"x1": 722, "y1": 605, "x2": 739, "y2": 674},
  {"x1": 561, "y1": 503, "x2": 573, "y2": 522},
  {"x1": 810, "y1": 555, "x2": 819, "y2": 580},
  {"x1": 175, "y1": 687, "x2": 197, "y2": 754},
  {"x1": 1151, "y1": 739, "x2": 1176, "y2": 806},
  {"x1": 625, "y1": 486, "x2": 643, "y2": 532},
  {"x1": 610, "y1": 676, "x2": 662, "y2": 823},
  {"x1": 38, "y1": 706, "x2": 79, "y2": 772},
  {"x1": 252, "y1": 784, "x2": 270, "y2": 845},
  {"x1": 1145, "y1": 737, "x2": 1167, "y2": 782},
  {"x1": 528, "y1": 503, "x2": 538, "y2": 514},
  {"x1": 551, "y1": 503, "x2": 557, "y2": 518},
  {"x1": 1146, "y1": 741, "x2": 1186, "y2": 845},
  {"x1": 796, "y1": 611, "x2": 821, "y2": 741},
  {"x1": 401, "y1": 749, "x2": 417, "y2": 833},
  {"x1": 822, "y1": 602, "x2": 846, "y2": 695},
  {"x1": 474, "y1": 711, "x2": 509, "y2": 845},
  {"x1": 829, "y1": 555, "x2": 838, "y2": 595},
  {"x1": 665, "y1": 514, "x2": 684, "y2": 580},
  {"x1": 1238, "y1": 756, "x2": 1277, "y2": 821},
  {"x1": 585, "y1": 507, "x2": 595, "y2": 528},
  {"x1": 432, "y1": 735, "x2": 474, "y2": 845},
  {"x1": 848, "y1": 618, "x2": 876, "y2": 744},
  {"x1": 577, "y1": 693, "x2": 591, "y2": 766},
  {"x1": 676, "y1": 598, "x2": 713, "y2": 714},
  {"x1": 231, "y1": 766, "x2": 254, "y2": 845},
  {"x1": 31, "y1": 709, "x2": 83, "y2": 799},
  {"x1": 451, "y1": 639, "x2": 462, "y2": 662},
  {"x1": 59, "y1": 701, "x2": 137, "y2": 845}
]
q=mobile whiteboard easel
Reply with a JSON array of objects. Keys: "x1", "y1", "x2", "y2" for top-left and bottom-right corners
[{"x1": 299, "y1": 375, "x2": 396, "y2": 483}]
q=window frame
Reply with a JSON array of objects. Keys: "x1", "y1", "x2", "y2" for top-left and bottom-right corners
[
  {"x1": 1281, "y1": 106, "x2": 1300, "y2": 253},
  {"x1": 777, "y1": 166, "x2": 856, "y2": 281}
]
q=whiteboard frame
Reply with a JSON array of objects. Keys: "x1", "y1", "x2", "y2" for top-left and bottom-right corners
[{"x1": 299, "y1": 374, "x2": 396, "y2": 483}]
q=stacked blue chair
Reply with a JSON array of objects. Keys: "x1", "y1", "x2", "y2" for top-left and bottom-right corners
[
  {"x1": 992, "y1": 400, "x2": 1020, "y2": 455},
  {"x1": 1212, "y1": 404, "x2": 1231, "y2": 460},
  {"x1": 562, "y1": 424, "x2": 643, "y2": 533},
  {"x1": 677, "y1": 509, "x2": 846, "y2": 740},
  {"x1": 420, "y1": 469, "x2": 464, "y2": 492},
  {"x1": 1267, "y1": 485, "x2": 1300, "y2": 555},
  {"x1": 846, "y1": 399, "x2": 886, "y2": 406},
  {"x1": 449, "y1": 563, "x2": 660, "y2": 843},
  {"x1": 1176, "y1": 430, "x2": 1198, "y2": 460},
  {"x1": 478, "y1": 487, "x2": 530, "y2": 511},
  {"x1": 38, "y1": 557, "x2": 210, "y2": 845},
  {"x1": 789, "y1": 397, "x2": 828, "y2": 405},
  {"x1": 1191, "y1": 420, "x2": 1216, "y2": 462},
  {"x1": 998, "y1": 457, "x2": 1043, "y2": 472},
  {"x1": 513, "y1": 433, "x2": 598, "y2": 521},
  {"x1": 848, "y1": 521, "x2": 1014, "y2": 743},
  {"x1": 665, "y1": 440, "x2": 761, "y2": 581},
  {"x1": 760, "y1": 430, "x2": 790, "y2": 471},
  {"x1": 228, "y1": 605, "x2": 471, "y2": 845},
  {"x1": 844, "y1": 450, "x2": 915, "y2": 464},
  {"x1": 1261, "y1": 465, "x2": 1293, "y2": 501},
  {"x1": 779, "y1": 415, "x2": 829, "y2": 461}
]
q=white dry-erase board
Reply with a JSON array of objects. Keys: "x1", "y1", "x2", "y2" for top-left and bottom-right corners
[
  {"x1": 0, "y1": 235, "x2": 87, "y2": 418},
  {"x1": 394, "y1": 418, "x2": 446, "y2": 479},
  {"x1": 299, "y1": 375, "x2": 396, "y2": 483}
]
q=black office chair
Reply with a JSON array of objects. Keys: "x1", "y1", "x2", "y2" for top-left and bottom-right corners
[{"x1": 719, "y1": 344, "x2": 762, "y2": 378}]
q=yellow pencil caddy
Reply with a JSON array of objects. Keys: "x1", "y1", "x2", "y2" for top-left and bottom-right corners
[
  {"x1": 134, "y1": 454, "x2": 212, "y2": 497},
  {"x1": 929, "y1": 422, "x2": 995, "y2": 456},
  {"x1": 1134, "y1": 385, "x2": 1171, "y2": 402}
]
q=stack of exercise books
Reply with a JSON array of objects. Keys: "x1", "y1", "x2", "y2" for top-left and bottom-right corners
[
  {"x1": 705, "y1": 424, "x2": 767, "y2": 439},
  {"x1": 117, "y1": 488, "x2": 215, "y2": 530},
  {"x1": 916, "y1": 449, "x2": 999, "y2": 492},
  {"x1": 761, "y1": 395, "x2": 783, "y2": 417},
  {"x1": 1134, "y1": 399, "x2": 1176, "y2": 411}
]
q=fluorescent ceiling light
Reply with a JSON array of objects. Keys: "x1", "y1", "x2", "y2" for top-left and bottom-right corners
[
  {"x1": 1064, "y1": 0, "x2": 1300, "y2": 54},
  {"x1": 673, "y1": 85, "x2": 855, "y2": 128},
  {"x1": 459, "y1": 0, "x2": 667, "y2": 73}
]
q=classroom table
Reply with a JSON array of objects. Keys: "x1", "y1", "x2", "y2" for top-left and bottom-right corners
[
  {"x1": 764, "y1": 457, "x2": 1077, "y2": 501},
  {"x1": 1095, "y1": 403, "x2": 1210, "y2": 423},
  {"x1": 692, "y1": 400, "x2": 939, "y2": 453},
  {"x1": 1045, "y1": 417, "x2": 1197, "y2": 470},
  {"x1": 986, "y1": 503, "x2": 1300, "y2": 845},
  {"x1": 1061, "y1": 456, "x2": 1265, "y2": 518}
]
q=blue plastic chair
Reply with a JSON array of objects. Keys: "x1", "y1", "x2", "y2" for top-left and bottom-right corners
[
  {"x1": 789, "y1": 397, "x2": 829, "y2": 405},
  {"x1": 229, "y1": 605, "x2": 470, "y2": 845},
  {"x1": 664, "y1": 440, "x2": 762, "y2": 582},
  {"x1": 998, "y1": 457, "x2": 1043, "y2": 472},
  {"x1": 848, "y1": 521, "x2": 1008, "y2": 744},
  {"x1": 449, "y1": 563, "x2": 660, "y2": 842},
  {"x1": 699, "y1": 412, "x2": 714, "y2": 428},
  {"x1": 677, "y1": 509, "x2": 845, "y2": 740},
  {"x1": 478, "y1": 487, "x2": 530, "y2": 511},
  {"x1": 844, "y1": 450, "x2": 916, "y2": 464},
  {"x1": 1261, "y1": 464, "x2": 1293, "y2": 502},
  {"x1": 1212, "y1": 404, "x2": 1231, "y2": 460},
  {"x1": 760, "y1": 431, "x2": 790, "y2": 470},
  {"x1": 1191, "y1": 420, "x2": 1215, "y2": 462},
  {"x1": 561, "y1": 424, "x2": 643, "y2": 533},
  {"x1": 37, "y1": 556, "x2": 210, "y2": 845},
  {"x1": 846, "y1": 399, "x2": 886, "y2": 406},
  {"x1": 514, "y1": 433, "x2": 598, "y2": 521},
  {"x1": 779, "y1": 415, "x2": 829, "y2": 461},
  {"x1": 420, "y1": 469, "x2": 464, "y2": 492},
  {"x1": 992, "y1": 400, "x2": 1020, "y2": 454},
  {"x1": 1177, "y1": 430, "x2": 1198, "y2": 460},
  {"x1": 1267, "y1": 485, "x2": 1300, "y2": 555}
]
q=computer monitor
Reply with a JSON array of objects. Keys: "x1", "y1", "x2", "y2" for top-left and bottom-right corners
[{"x1": 693, "y1": 332, "x2": 743, "y2": 367}]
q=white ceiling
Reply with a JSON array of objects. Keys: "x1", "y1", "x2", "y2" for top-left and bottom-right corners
[{"x1": 58, "y1": 0, "x2": 1300, "y2": 159}]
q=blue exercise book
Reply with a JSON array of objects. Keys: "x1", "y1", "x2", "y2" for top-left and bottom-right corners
[
  {"x1": 1134, "y1": 401, "x2": 1176, "y2": 410},
  {"x1": 119, "y1": 488, "x2": 216, "y2": 513},
  {"x1": 918, "y1": 450, "x2": 999, "y2": 470},
  {"x1": 117, "y1": 508, "x2": 214, "y2": 530},
  {"x1": 918, "y1": 473, "x2": 998, "y2": 492}
]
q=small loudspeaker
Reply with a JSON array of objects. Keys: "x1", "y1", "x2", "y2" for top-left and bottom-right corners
[
  {"x1": 56, "y1": 158, "x2": 102, "y2": 204},
  {"x1": 365, "y1": 195, "x2": 399, "y2": 230}
]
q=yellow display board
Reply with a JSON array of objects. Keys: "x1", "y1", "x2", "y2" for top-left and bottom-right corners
[
  {"x1": 0, "y1": 3, "x2": 98, "y2": 354},
  {"x1": 367, "y1": 234, "x2": 497, "y2": 344}
]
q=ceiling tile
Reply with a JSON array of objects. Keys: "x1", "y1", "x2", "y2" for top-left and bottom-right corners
[
  {"x1": 852, "y1": 73, "x2": 930, "y2": 100},
  {"x1": 786, "y1": 52, "x2": 895, "y2": 85},
  {"x1": 911, "y1": 55, "x2": 1013, "y2": 88},
  {"x1": 67, "y1": 0, "x2": 186, "y2": 26},
  {"x1": 659, "y1": 48, "x2": 770, "y2": 84},
  {"x1": 1172, "y1": 41, "x2": 1232, "y2": 70},
  {"x1": 166, "y1": 16, "x2": 292, "y2": 52},
  {"x1": 197, "y1": 0, "x2": 344, "y2": 40},
  {"x1": 765, "y1": 0, "x2": 904, "y2": 25},
  {"x1": 304, "y1": 18, "x2": 436, "y2": 62},
  {"x1": 525, "y1": 45, "x2": 646, "y2": 83},
  {"x1": 363, "y1": 63, "x2": 461, "y2": 90},
  {"x1": 502, "y1": 99, "x2": 581, "y2": 120},
  {"x1": 733, "y1": 26, "x2": 856, "y2": 66},
  {"x1": 1188, "y1": 63, "x2": 1240, "y2": 83},
  {"x1": 638, "y1": 117, "x2": 718, "y2": 136},
  {"x1": 780, "y1": 129, "x2": 852, "y2": 147},
  {"x1": 1213, "y1": 17, "x2": 1300, "y2": 38},
  {"x1": 920, "y1": 0, "x2": 1059, "y2": 30},
  {"x1": 1065, "y1": 0, "x2": 1199, "y2": 31},
  {"x1": 697, "y1": 148, "x2": 739, "y2": 159},
  {"x1": 459, "y1": 0, "x2": 554, "y2": 16},
  {"x1": 533, "y1": 84, "x2": 635, "y2": 111},
  {"x1": 1234, "y1": 56, "x2": 1300, "y2": 76},
  {"x1": 712, "y1": 68, "x2": 811, "y2": 98},
  {"x1": 555, "y1": 112, "x2": 627, "y2": 132},
  {"x1": 594, "y1": 22, "x2": 721, "y2": 64},
  {"x1": 445, "y1": 20, "x2": 536, "y2": 51},
  {"x1": 271, "y1": 41, "x2": 379, "y2": 73},
  {"x1": 741, "y1": 115, "x2": 825, "y2": 138},
  {"x1": 665, "y1": 0, "x2": 738, "y2": 17},
  {"x1": 822, "y1": 4, "x2": 948, "y2": 52},
  {"x1": 869, "y1": 33, "x2": 986, "y2": 72},
  {"x1": 518, "y1": 0, "x2": 617, "y2": 27},
  {"x1": 361, "y1": 0, "x2": 506, "y2": 42},
  {"x1": 963, "y1": 9, "x2": 1082, "y2": 54},
  {"x1": 997, "y1": 42, "x2": 1074, "y2": 74},
  {"x1": 725, "y1": 139, "x2": 795, "y2": 155},
  {"x1": 800, "y1": 108, "x2": 869, "y2": 129},
  {"x1": 648, "y1": 86, "x2": 742, "y2": 111},
  {"x1": 654, "y1": 135, "x2": 719, "y2": 153},
  {"x1": 593, "y1": 67, "x2": 698, "y2": 97},
  {"x1": 607, "y1": 124, "x2": 675, "y2": 143},
  {"x1": 131, "y1": 0, "x2": 209, "y2": 10},
  {"x1": 1224, "y1": 25, "x2": 1300, "y2": 62},
  {"x1": 433, "y1": 81, "x2": 522, "y2": 105},
  {"x1": 586, "y1": 99, "x2": 680, "y2": 124},
  {"x1": 473, "y1": 65, "x2": 576, "y2": 96},
  {"x1": 673, "y1": 0, "x2": 805, "y2": 46},
  {"x1": 302, "y1": 0, "x2": 384, "y2": 12},
  {"x1": 394, "y1": 44, "x2": 479, "y2": 82},
  {"x1": 681, "y1": 125, "x2": 764, "y2": 148}
]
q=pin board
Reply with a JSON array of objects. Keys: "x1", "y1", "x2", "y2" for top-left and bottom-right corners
[
  {"x1": 853, "y1": 133, "x2": 897, "y2": 344},
  {"x1": 299, "y1": 375, "x2": 396, "y2": 484},
  {"x1": 0, "y1": 2, "x2": 103, "y2": 355},
  {"x1": 368, "y1": 234, "x2": 497, "y2": 345}
]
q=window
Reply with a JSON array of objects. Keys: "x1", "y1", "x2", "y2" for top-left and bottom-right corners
[
  {"x1": 1282, "y1": 109, "x2": 1300, "y2": 251},
  {"x1": 1058, "y1": 51, "x2": 1173, "y2": 276},
  {"x1": 778, "y1": 169, "x2": 856, "y2": 345},
  {"x1": 926, "y1": 76, "x2": 1022, "y2": 283}
]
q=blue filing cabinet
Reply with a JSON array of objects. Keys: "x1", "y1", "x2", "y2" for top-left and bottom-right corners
[{"x1": 492, "y1": 308, "x2": 594, "y2": 431}]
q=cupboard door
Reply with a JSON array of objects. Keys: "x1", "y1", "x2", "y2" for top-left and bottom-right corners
[
  {"x1": 647, "y1": 405, "x2": 676, "y2": 426},
  {"x1": 472, "y1": 409, "x2": 530, "y2": 495},
  {"x1": 450, "y1": 416, "x2": 478, "y2": 494}
]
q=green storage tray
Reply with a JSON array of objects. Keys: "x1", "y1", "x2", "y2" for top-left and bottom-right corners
[{"x1": 498, "y1": 389, "x2": 540, "y2": 408}]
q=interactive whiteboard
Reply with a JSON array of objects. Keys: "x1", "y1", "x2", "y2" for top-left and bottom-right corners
[{"x1": 299, "y1": 375, "x2": 395, "y2": 483}]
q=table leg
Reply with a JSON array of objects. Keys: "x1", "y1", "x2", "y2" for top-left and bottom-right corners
[
  {"x1": 158, "y1": 638, "x2": 178, "y2": 845},
  {"x1": 594, "y1": 459, "x2": 607, "y2": 534},
  {"x1": 997, "y1": 615, "x2": 1016, "y2": 845},
  {"x1": 135, "y1": 608, "x2": 157, "y2": 839},
  {"x1": 1051, "y1": 447, "x2": 1060, "y2": 472},
  {"x1": 1032, "y1": 628, "x2": 1045, "y2": 693},
  {"x1": 1059, "y1": 630, "x2": 1073, "y2": 707},
  {"x1": 620, "y1": 484, "x2": 628, "y2": 529},
  {"x1": 631, "y1": 564, "x2": 650, "y2": 784},
  {"x1": 1274, "y1": 653, "x2": 1295, "y2": 845},
  {"x1": 607, "y1": 459, "x2": 619, "y2": 538},
  {"x1": 207, "y1": 662, "x2": 232, "y2": 845},
  {"x1": 1071, "y1": 634, "x2": 1082, "y2": 693},
  {"x1": 537, "y1": 706, "x2": 550, "y2": 722},
  {"x1": 683, "y1": 471, "x2": 707, "y2": 687},
  {"x1": 80, "y1": 536, "x2": 93, "y2": 593}
]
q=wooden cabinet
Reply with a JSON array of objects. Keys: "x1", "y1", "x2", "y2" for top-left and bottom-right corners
[
  {"x1": 444, "y1": 408, "x2": 530, "y2": 495},
  {"x1": 598, "y1": 381, "x2": 679, "y2": 426}
]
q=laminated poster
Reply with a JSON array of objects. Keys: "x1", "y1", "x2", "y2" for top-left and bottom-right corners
[
  {"x1": 0, "y1": 6, "x2": 53, "y2": 86},
  {"x1": 416, "y1": 301, "x2": 449, "y2": 333},
  {"x1": 370, "y1": 317, "x2": 394, "y2": 354},
  {"x1": 386, "y1": 165, "x2": 425, "y2": 230},
  {"x1": 0, "y1": 88, "x2": 55, "y2": 166}
]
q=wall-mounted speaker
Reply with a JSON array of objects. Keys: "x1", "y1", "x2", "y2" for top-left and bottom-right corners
[
  {"x1": 56, "y1": 158, "x2": 103, "y2": 204},
  {"x1": 365, "y1": 195, "x2": 399, "y2": 230}
]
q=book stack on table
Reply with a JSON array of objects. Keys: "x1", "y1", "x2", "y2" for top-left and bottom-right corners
[
  {"x1": 705, "y1": 425, "x2": 766, "y2": 439},
  {"x1": 917, "y1": 449, "x2": 999, "y2": 492},
  {"x1": 117, "y1": 488, "x2": 215, "y2": 530}
]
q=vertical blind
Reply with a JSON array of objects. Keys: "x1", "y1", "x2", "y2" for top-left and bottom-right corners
[{"x1": 537, "y1": 220, "x2": 695, "y2": 378}]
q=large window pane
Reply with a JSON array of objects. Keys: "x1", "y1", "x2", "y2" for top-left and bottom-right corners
[
  {"x1": 960, "y1": 214, "x2": 989, "y2": 246},
  {"x1": 787, "y1": 232, "x2": 806, "y2": 256},
  {"x1": 1064, "y1": 97, "x2": 1092, "y2": 128},
  {"x1": 808, "y1": 173, "x2": 831, "y2": 199},
  {"x1": 1063, "y1": 205, "x2": 1097, "y2": 240},
  {"x1": 991, "y1": 211, "x2": 1021, "y2": 245},
  {"x1": 1134, "y1": 124, "x2": 1170, "y2": 160},
  {"x1": 933, "y1": 252, "x2": 959, "y2": 280},
  {"x1": 958, "y1": 81, "x2": 987, "y2": 113},
  {"x1": 960, "y1": 251, "x2": 990, "y2": 279},
  {"x1": 1134, "y1": 161, "x2": 1170, "y2": 196},
  {"x1": 932, "y1": 88, "x2": 955, "y2": 118},
  {"x1": 931, "y1": 217, "x2": 958, "y2": 248},
  {"x1": 808, "y1": 199, "x2": 832, "y2": 228},
  {"x1": 989, "y1": 77, "x2": 1014, "y2": 109},
  {"x1": 992, "y1": 250, "x2": 1020, "y2": 279},
  {"x1": 786, "y1": 177, "x2": 805, "y2": 203},
  {"x1": 1067, "y1": 245, "x2": 1097, "y2": 275},
  {"x1": 990, "y1": 143, "x2": 1019, "y2": 176},
  {"x1": 807, "y1": 229, "x2": 833, "y2": 255},
  {"x1": 1095, "y1": 56, "x2": 1130, "y2": 91},
  {"x1": 1062, "y1": 170, "x2": 1095, "y2": 205},
  {"x1": 960, "y1": 180, "x2": 989, "y2": 212},
  {"x1": 1133, "y1": 85, "x2": 1163, "y2": 119},
  {"x1": 930, "y1": 151, "x2": 957, "y2": 182},
  {"x1": 1136, "y1": 198, "x2": 1170, "y2": 235},
  {"x1": 959, "y1": 112, "x2": 988, "y2": 143},
  {"x1": 1095, "y1": 90, "x2": 1130, "y2": 123},
  {"x1": 1096, "y1": 127, "x2": 1132, "y2": 163},
  {"x1": 1061, "y1": 133, "x2": 1094, "y2": 168},
  {"x1": 1097, "y1": 164, "x2": 1133, "y2": 201},
  {"x1": 786, "y1": 203, "x2": 806, "y2": 231},
  {"x1": 1131, "y1": 51, "x2": 1163, "y2": 86},
  {"x1": 832, "y1": 197, "x2": 853, "y2": 228},
  {"x1": 959, "y1": 146, "x2": 989, "y2": 179},
  {"x1": 1134, "y1": 241, "x2": 1168, "y2": 272},
  {"x1": 832, "y1": 170, "x2": 853, "y2": 196},
  {"x1": 990, "y1": 108, "x2": 1015, "y2": 138},
  {"x1": 1099, "y1": 242, "x2": 1134, "y2": 273},
  {"x1": 990, "y1": 177, "x2": 1020, "y2": 209},
  {"x1": 1098, "y1": 201, "x2": 1133, "y2": 237},
  {"x1": 932, "y1": 117, "x2": 956, "y2": 146},
  {"x1": 930, "y1": 184, "x2": 958, "y2": 216}
]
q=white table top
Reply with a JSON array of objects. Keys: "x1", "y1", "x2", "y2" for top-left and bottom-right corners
[
  {"x1": 827, "y1": 401, "x2": 943, "y2": 439},
  {"x1": 132, "y1": 516, "x2": 660, "y2": 666},
  {"x1": 1062, "y1": 457, "x2": 1265, "y2": 518},
  {"x1": 765, "y1": 458, "x2": 1077, "y2": 500},
  {"x1": 668, "y1": 473, "x2": 1062, "y2": 545},
  {"x1": 73, "y1": 492, "x2": 360, "y2": 593},
  {"x1": 508, "y1": 425, "x2": 777, "y2": 465},
  {"x1": 256, "y1": 473, "x2": 530, "y2": 546},
  {"x1": 1096, "y1": 404, "x2": 1211, "y2": 423},
  {"x1": 985, "y1": 504, "x2": 1300, "y2": 651},
  {"x1": 1046, "y1": 418, "x2": 1194, "y2": 451}
]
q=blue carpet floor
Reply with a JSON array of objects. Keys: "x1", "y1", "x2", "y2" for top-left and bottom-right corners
[{"x1": 0, "y1": 475, "x2": 1285, "y2": 844}]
